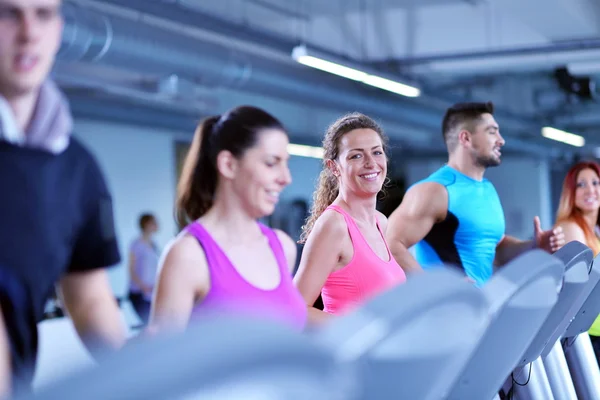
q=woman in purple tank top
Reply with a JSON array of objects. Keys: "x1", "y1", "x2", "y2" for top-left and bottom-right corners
[{"x1": 149, "y1": 106, "x2": 307, "y2": 333}]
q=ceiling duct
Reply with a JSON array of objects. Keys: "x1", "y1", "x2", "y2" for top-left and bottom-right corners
[
  {"x1": 387, "y1": 38, "x2": 600, "y2": 76},
  {"x1": 57, "y1": 0, "x2": 560, "y2": 155}
]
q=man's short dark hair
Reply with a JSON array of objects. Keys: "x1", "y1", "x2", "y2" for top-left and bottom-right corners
[
  {"x1": 139, "y1": 213, "x2": 155, "y2": 230},
  {"x1": 442, "y1": 102, "x2": 494, "y2": 150}
]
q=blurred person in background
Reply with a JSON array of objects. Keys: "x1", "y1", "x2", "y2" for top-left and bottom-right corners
[
  {"x1": 554, "y1": 161, "x2": 600, "y2": 360},
  {"x1": 128, "y1": 213, "x2": 160, "y2": 325}
]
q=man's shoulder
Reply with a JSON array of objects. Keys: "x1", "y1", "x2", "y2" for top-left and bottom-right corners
[
  {"x1": 407, "y1": 167, "x2": 451, "y2": 200},
  {"x1": 413, "y1": 165, "x2": 456, "y2": 189},
  {"x1": 64, "y1": 136, "x2": 108, "y2": 189}
]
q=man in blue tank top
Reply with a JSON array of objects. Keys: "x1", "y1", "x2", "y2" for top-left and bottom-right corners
[{"x1": 386, "y1": 102, "x2": 565, "y2": 286}]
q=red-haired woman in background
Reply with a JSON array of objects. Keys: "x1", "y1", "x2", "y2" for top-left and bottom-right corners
[{"x1": 555, "y1": 161, "x2": 600, "y2": 359}]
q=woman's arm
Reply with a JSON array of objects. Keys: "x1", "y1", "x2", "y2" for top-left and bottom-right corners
[
  {"x1": 557, "y1": 221, "x2": 588, "y2": 247},
  {"x1": 293, "y1": 212, "x2": 347, "y2": 325},
  {"x1": 149, "y1": 236, "x2": 207, "y2": 334}
]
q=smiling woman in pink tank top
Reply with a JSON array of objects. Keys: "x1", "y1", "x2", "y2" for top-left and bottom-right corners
[
  {"x1": 149, "y1": 106, "x2": 307, "y2": 333},
  {"x1": 294, "y1": 113, "x2": 407, "y2": 324}
]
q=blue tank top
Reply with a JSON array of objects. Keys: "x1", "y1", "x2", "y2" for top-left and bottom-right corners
[{"x1": 412, "y1": 165, "x2": 505, "y2": 286}]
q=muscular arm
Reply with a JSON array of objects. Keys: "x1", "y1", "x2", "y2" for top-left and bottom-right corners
[
  {"x1": 386, "y1": 182, "x2": 448, "y2": 274},
  {"x1": 59, "y1": 270, "x2": 127, "y2": 358},
  {"x1": 293, "y1": 212, "x2": 347, "y2": 325},
  {"x1": 149, "y1": 236, "x2": 205, "y2": 334}
]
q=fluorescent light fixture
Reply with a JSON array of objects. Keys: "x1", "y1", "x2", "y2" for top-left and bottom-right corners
[
  {"x1": 363, "y1": 75, "x2": 421, "y2": 98},
  {"x1": 568, "y1": 61, "x2": 600, "y2": 76},
  {"x1": 288, "y1": 143, "x2": 324, "y2": 159},
  {"x1": 293, "y1": 54, "x2": 368, "y2": 82},
  {"x1": 292, "y1": 45, "x2": 421, "y2": 98},
  {"x1": 541, "y1": 126, "x2": 585, "y2": 147}
]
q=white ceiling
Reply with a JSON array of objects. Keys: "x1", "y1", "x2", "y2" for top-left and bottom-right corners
[
  {"x1": 172, "y1": 0, "x2": 600, "y2": 141},
  {"x1": 178, "y1": 0, "x2": 600, "y2": 65}
]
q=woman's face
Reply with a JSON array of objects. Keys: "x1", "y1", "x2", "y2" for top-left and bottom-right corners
[
  {"x1": 332, "y1": 128, "x2": 387, "y2": 197},
  {"x1": 574, "y1": 168, "x2": 600, "y2": 214},
  {"x1": 230, "y1": 128, "x2": 292, "y2": 219}
]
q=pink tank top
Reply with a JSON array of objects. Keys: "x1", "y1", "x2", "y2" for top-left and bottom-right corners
[
  {"x1": 321, "y1": 205, "x2": 407, "y2": 315},
  {"x1": 187, "y1": 222, "x2": 307, "y2": 331}
]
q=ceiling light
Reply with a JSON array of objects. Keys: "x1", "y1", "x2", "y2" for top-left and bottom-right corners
[
  {"x1": 292, "y1": 53, "x2": 367, "y2": 82},
  {"x1": 292, "y1": 45, "x2": 421, "y2": 98},
  {"x1": 541, "y1": 127, "x2": 585, "y2": 147},
  {"x1": 567, "y1": 61, "x2": 600, "y2": 76},
  {"x1": 288, "y1": 143, "x2": 324, "y2": 159}
]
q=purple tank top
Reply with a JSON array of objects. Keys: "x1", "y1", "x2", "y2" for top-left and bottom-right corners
[{"x1": 186, "y1": 222, "x2": 307, "y2": 331}]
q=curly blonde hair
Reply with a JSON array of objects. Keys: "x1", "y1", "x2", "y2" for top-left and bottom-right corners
[{"x1": 298, "y1": 112, "x2": 388, "y2": 244}]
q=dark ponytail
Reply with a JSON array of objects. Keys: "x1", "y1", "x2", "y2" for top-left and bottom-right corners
[{"x1": 176, "y1": 115, "x2": 220, "y2": 228}]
